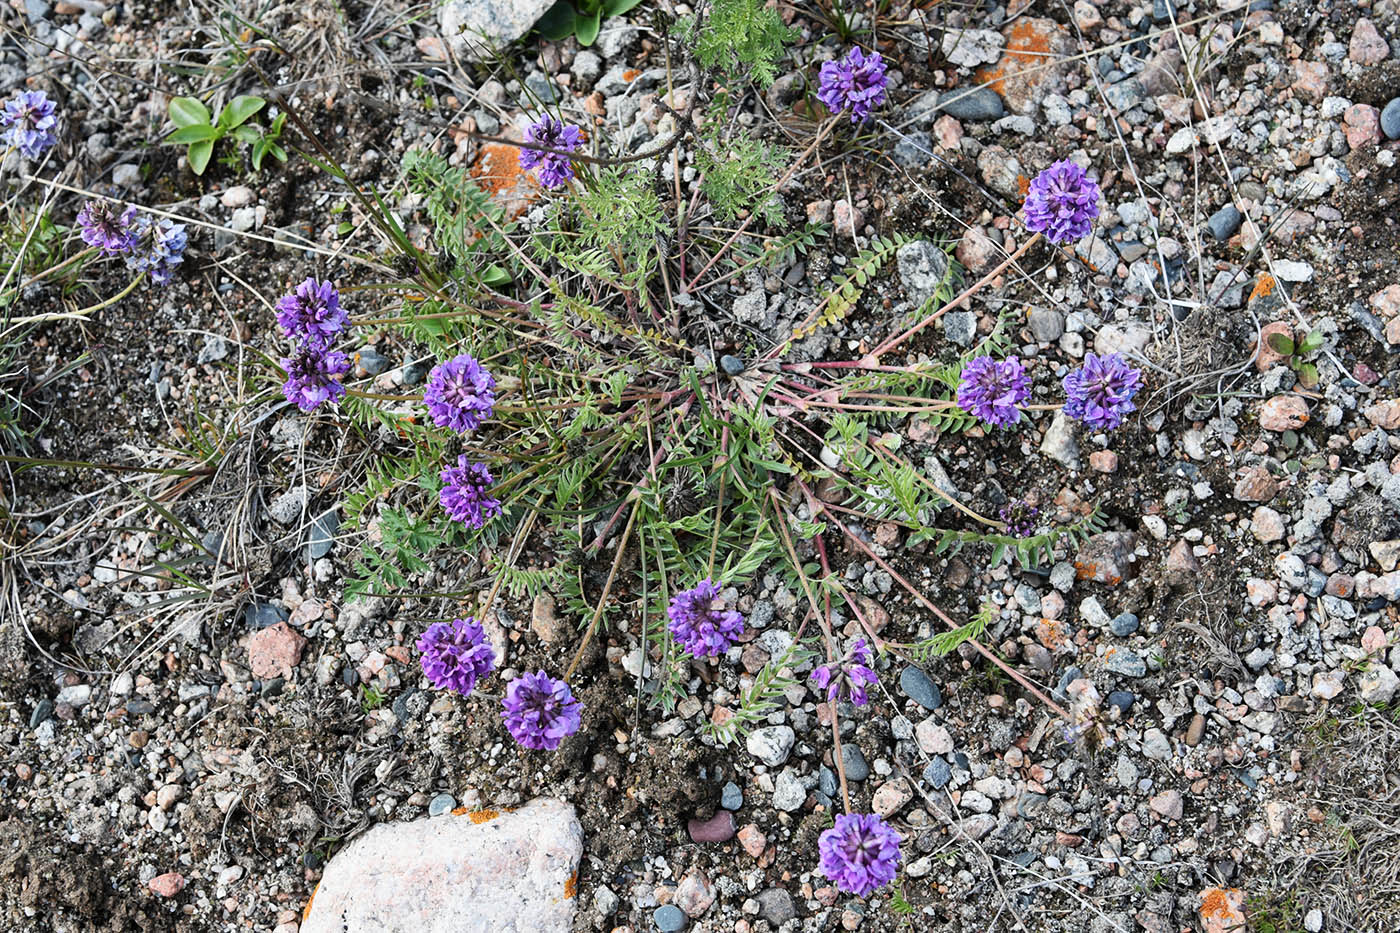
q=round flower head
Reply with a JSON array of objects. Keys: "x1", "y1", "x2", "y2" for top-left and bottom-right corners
[
  {"x1": 275, "y1": 278, "x2": 346, "y2": 348},
  {"x1": 125, "y1": 215, "x2": 188, "y2": 287},
  {"x1": 810, "y1": 638, "x2": 879, "y2": 706},
  {"x1": 999, "y1": 501, "x2": 1041, "y2": 538},
  {"x1": 2, "y1": 90, "x2": 59, "y2": 159},
  {"x1": 423, "y1": 353, "x2": 496, "y2": 434},
  {"x1": 519, "y1": 116, "x2": 582, "y2": 189},
  {"x1": 439, "y1": 454, "x2": 502, "y2": 529},
  {"x1": 1062, "y1": 352, "x2": 1143, "y2": 431},
  {"x1": 1023, "y1": 159, "x2": 1101, "y2": 245},
  {"x1": 501, "y1": 670, "x2": 582, "y2": 751},
  {"x1": 417, "y1": 617, "x2": 496, "y2": 696},
  {"x1": 667, "y1": 578, "x2": 744, "y2": 658},
  {"x1": 818, "y1": 812, "x2": 902, "y2": 897},
  {"x1": 956, "y1": 355, "x2": 1030, "y2": 429},
  {"x1": 281, "y1": 346, "x2": 349, "y2": 412},
  {"x1": 76, "y1": 200, "x2": 139, "y2": 255},
  {"x1": 817, "y1": 47, "x2": 889, "y2": 124}
]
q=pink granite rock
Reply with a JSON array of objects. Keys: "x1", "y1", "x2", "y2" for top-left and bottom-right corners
[
  {"x1": 247, "y1": 621, "x2": 306, "y2": 679},
  {"x1": 302, "y1": 798, "x2": 582, "y2": 933}
]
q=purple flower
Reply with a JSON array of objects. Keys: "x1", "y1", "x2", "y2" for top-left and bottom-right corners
[
  {"x1": 501, "y1": 670, "x2": 582, "y2": 751},
  {"x1": 810, "y1": 638, "x2": 879, "y2": 706},
  {"x1": 956, "y1": 355, "x2": 1030, "y2": 429},
  {"x1": 76, "y1": 201, "x2": 139, "y2": 255},
  {"x1": 1062, "y1": 352, "x2": 1143, "y2": 431},
  {"x1": 818, "y1": 812, "x2": 902, "y2": 897},
  {"x1": 817, "y1": 47, "x2": 889, "y2": 124},
  {"x1": 998, "y1": 501, "x2": 1041, "y2": 538},
  {"x1": 125, "y1": 215, "x2": 187, "y2": 286},
  {"x1": 439, "y1": 454, "x2": 502, "y2": 529},
  {"x1": 423, "y1": 353, "x2": 496, "y2": 434},
  {"x1": 417, "y1": 617, "x2": 496, "y2": 696},
  {"x1": 2, "y1": 90, "x2": 58, "y2": 159},
  {"x1": 518, "y1": 116, "x2": 582, "y2": 189},
  {"x1": 281, "y1": 346, "x2": 349, "y2": 412},
  {"x1": 667, "y1": 578, "x2": 744, "y2": 658},
  {"x1": 275, "y1": 278, "x2": 347, "y2": 348},
  {"x1": 1023, "y1": 159, "x2": 1101, "y2": 245}
]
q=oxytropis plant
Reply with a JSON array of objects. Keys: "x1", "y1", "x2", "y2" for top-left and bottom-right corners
[{"x1": 241, "y1": 13, "x2": 1139, "y2": 905}]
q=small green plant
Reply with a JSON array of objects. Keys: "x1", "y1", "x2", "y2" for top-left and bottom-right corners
[
  {"x1": 166, "y1": 95, "x2": 287, "y2": 175},
  {"x1": 536, "y1": 0, "x2": 644, "y2": 46},
  {"x1": 359, "y1": 685, "x2": 387, "y2": 712},
  {"x1": 685, "y1": 0, "x2": 796, "y2": 87},
  {"x1": 1265, "y1": 327, "x2": 1323, "y2": 388}
]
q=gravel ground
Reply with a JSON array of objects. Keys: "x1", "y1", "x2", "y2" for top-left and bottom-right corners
[{"x1": 3, "y1": 1, "x2": 1400, "y2": 932}]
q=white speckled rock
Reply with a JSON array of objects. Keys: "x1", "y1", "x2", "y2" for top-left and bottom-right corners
[
  {"x1": 440, "y1": 0, "x2": 555, "y2": 60},
  {"x1": 302, "y1": 797, "x2": 582, "y2": 933}
]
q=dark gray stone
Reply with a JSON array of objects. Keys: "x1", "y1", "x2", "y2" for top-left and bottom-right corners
[
  {"x1": 899, "y1": 666, "x2": 942, "y2": 710},
  {"x1": 756, "y1": 888, "x2": 797, "y2": 926},
  {"x1": 243, "y1": 602, "x2": 288, "y2": 629},
  {"x1": 402, "y1": 360, "x2": 431, "y2": 385},
  {"x1": 841, "y1": 744, "x2": 870, "y2": 782},
  {"x1": 356, "y1": 347, "x2": 391, "y2": 376},
  {"x1": 937, "y1": 87, "x2": 1005, "y2": 122},
  {"x1": 893, "y1": 131, "x2": 933, "y2": 169},
  {"x1": 1106, "y1": 691, "x2": 1135, "y2": 714},
  {"x1": 1382, "y1": 98, "x2": 1400, "y2": 141},
  {"x1": 1109, "y1": 613, "x2": 1140, "y2": 637},
  {"x1": 720, "y1": 781, "x2": 743, "y2": 810},
  {"x1": 719, "y1": 354, "x2": 745, "y2": 376},
  {"x1": 307, "y1": 509, "x2": 339, "y2": 560},
  {"x1": 653, "y1": 904, "x2": 687, "y2": 931},
  {"x1": 818, "y1": 766, "x2": 838, "y2": 798},
  {"x1": 1206, "y1": 204, "x2": 1243, "y2": 241},
  {"x1": 922, "y1": 758, "x2": 951, "y2": 789},
  {"x1": 30, "y1": 699, "x2": 53, "y2": 729}
]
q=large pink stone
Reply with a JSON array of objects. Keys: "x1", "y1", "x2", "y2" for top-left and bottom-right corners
[{"x1": 302, "y1": 798, "x2": 582, "y2": 933}]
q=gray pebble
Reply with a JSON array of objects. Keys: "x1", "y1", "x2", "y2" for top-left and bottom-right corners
[
  {"x1": 1206, "y1": 204, "x2": 1243, "y2": 240},
  {"x1": 937, "y1": 87, "x2": 1004, "y2": 122},
  {"x1": 402, "y1": 360, "x2": 431, "y2": 385},
  {"x1": 1109, "y1": 613, "x2": 1139, "y2": 637},
  {"x1": 653, "y1": 904, "x2": 687, "y2": 931},
  {"x1": 1103, "y1": 649, "x2": 1147, "y2": 678},
  {"x1": 243, "y1": 602, "x2": 288, "y2": 629},
  {"x1": 1106, "y1": 691, "x2": 1135, "y2": 714},
  {"x1": 30, "y1": 699, "x2": 53, "y2": 730},
  {"x1": 841, "y1": 744, "x2": 870, "y2": 782},
  {"x1": 893, "y1": 131, "x2": 933, "y2": 169},
  {"x1": 942, "y1": 310, "x2": 977, "y2": 347},
  {"x1": 1028, "y1": 308, "x2": 1064, "y2": 342},
  {"x1": 428, "y1": 793, "x2": 455, "y2": 817},
  {"x1": 922, "y1": 757, "x2": 951, "y2": 789},
  {"x1": 757, "y1": 889, "x2": 797, "y2": 926},
  {"x1": 899, "y1": 666, "x2": 942, "y2": 710},
  {"x1": 306, "y1": 509, "x2": 339, "y2": 560},
  {"x1": 819, "y1": 766, "x2": 838, "y2": 798},
  {"x1": 719, "y1": 354, "x2": 745, "y2": 376},
  {"x1": 1382, "y1": 98, "x2": 1400, "y2": 140},
  {"x1": 356, "y1": 347, "x2": 391, "y2": 376},
  {"x1": 720, "y1": 781, "x2": 743, "y2": 810}
]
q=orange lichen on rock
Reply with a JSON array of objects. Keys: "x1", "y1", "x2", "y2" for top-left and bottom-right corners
[
  {"x1": 1198, "y1": 887, "x2": 1247, "y2": 933},
  {"x1": 564, "y1": 872, "x2": 578, "y2": 899},
  {"x1": 974, "y1": 18, "x2": 1072, "y2": 113},
  {"x1": 470, "y1": 142, "x2": 540, "y2": 220},
  {"x1": 302, "y1": 883, "x2": 318, "y2": 923},
  {"x1": 466, "y1": 808, "x2": 500, "y2": 824},
  {"x1": 1249, "y1": 273, "x2": 1276, "y2": 302}
]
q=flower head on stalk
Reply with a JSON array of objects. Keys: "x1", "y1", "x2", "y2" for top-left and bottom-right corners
[
  {"x1": 956, "y1": 355, "x2": 1030, "y2": 429},
  {"x1": 1062, "y1": 352, "x2": 1143, "y2": 431},
  {"x1": 417, "y1": 617, "x2": 496, "y2": 696},
  {"x1": 518, "y1": 116, "x2": 582, "y2": 189},
  {"x1": 667, "y1": 578, "x2": 745, "y2": 657},
  {"x1": 817, "y1": 47, "x2": 889, "y2": 123},
  {"x1": 1023, "y1": 159, "x2": 1101, "y2": 245},
  {"x1": 1, "y1": 90, "x2": 58, "y2": 159},
  {"x1": 423, "y1": 353, "x2": 496, "y2": 434},
  {"x1": 77, "y1": 200, "x2": 140, "y2": 255},
  {"x1": 817, "y1": 812, "x2": 901, "y2": 897},
  {"x1": 810, "y1": 638, "x2": 878, "y2": 706},
  {"x1": 438, "y1": 455, "x2": 502, "y2": 529},
  {"x1": 275, "y1": 278, "x2": 347, "y2": 347},
  {"x1": 501, "y1": 671, "x2": 582, "y2": 750},
  {"x1": 281, "y1": 346, "x2": 350, "y2": 412},
  {"x1": 125, "y1": 215, "x2": 188, "y2": 287}
]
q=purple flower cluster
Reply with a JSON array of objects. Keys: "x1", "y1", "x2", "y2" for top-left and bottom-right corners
[
  {"x1": 811, "y1": 638, "x2": 878, "y2": 706},
  {"x1": 817, "y1": 47, "x2": 889, "y2": 124},
  {"x1": 125, "y1": 215, "x2": 188, "y2": 286},
  {"x1": 667, "y1": 579, "x2": 745, "y2": 658},
  {"x1": 957, "y1": 355, "x2": 1030, "y2": 429},
  {"x1": 77, "y1": 201, "x2": 140, "y2": 255},
  {"x1": 2, "y1": 90, "x2": 58, "y2": 159},
  {"x1": 501, "y1": 671, "x2": 583, "y2": 750},
  {"x1": 518, "y1": 116, "x2": 582, "y2": 189},
  {"x1": 818, "y1": 812, "x2": 902, "y2": 897},
  {"x1": 1062, "y1": 352, "x2": 1142, "y2": 430},
  {"x1": 76, "y1": 201, "x2": 187, "y2": 287},
  {"x1": 276, "y1": 278, "x2": 348, "y2": 350},
  {"x1": 424, "y1": 353, "x2": 496, "y2": 434},
  {"x1": 276, "y1": 278, "x2": 349, "y2": 412},
  {"x1": 999, "y1": 501, "x2": 1041, "y2": 538},
  {"x1": 281, "y1": 347, "x2": 350, "y2": 412},
  {"x1": 1023, "y1": 160, "x2": 1101, "y2": 245},
  {"x1": 439, "y1": 454, "x2": 502, "y2": 529},
  {"x1": 417, "y1": 617, "x2": 496, "y2": 696}
]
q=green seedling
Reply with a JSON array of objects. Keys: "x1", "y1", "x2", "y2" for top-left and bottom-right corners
[
  {"x1": 1266, "y1": 328, "x2": 1323, "y2": 388},
  {"x1": 167, "y1": 95, "x2": 288, "y2": 175}
]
